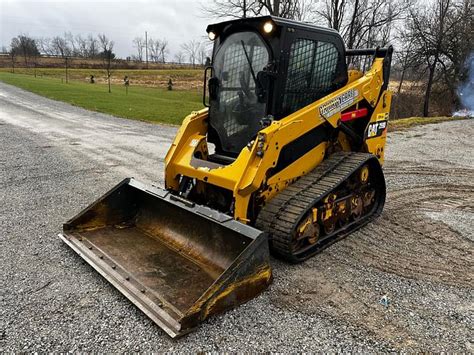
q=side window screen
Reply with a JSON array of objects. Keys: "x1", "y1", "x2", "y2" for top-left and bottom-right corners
[{"x1": 283, "y1": 39, "x2": 340, "y2": 115}]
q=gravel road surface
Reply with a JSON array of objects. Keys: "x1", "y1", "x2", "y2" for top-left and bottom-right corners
[{"x1": 1, "y1": 81, "x2": 472, "y2": 352}]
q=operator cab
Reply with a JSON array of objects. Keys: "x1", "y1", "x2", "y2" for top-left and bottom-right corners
[{"x1": 205, "y1": 16, "x2": 348, "y2": 158}]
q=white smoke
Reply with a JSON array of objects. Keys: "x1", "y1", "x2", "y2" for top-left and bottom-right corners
[{"x1": 454, "y1": 53, "x2": 474, "y2": 118}]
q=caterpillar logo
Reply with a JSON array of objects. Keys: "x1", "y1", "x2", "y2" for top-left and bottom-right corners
[
  {"x1": 319, "y1": 89, "x2": 359, "y2": 119},
  {"x1": 366, "y1": 120, "x2": 388, "y2": 139}
]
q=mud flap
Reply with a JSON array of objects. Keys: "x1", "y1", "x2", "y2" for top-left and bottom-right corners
[{"x1": 59, "y1": 178, "x2": 272, "y2": 337}]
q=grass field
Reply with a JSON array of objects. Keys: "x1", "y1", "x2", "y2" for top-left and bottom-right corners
[{"x1": 0, "y1": 71, "x2": 203, "y2": 125}]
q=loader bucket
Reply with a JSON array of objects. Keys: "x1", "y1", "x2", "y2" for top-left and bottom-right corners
[{"x1": 59, "y1": 178, "x2": 271, "y2": 337}]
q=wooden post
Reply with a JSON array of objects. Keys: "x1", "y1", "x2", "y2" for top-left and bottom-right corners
[
  {"x1": 65, "y1": 57, "x2": 69, "y2": 83},
  {"x1": 124, "y1": 76, "x2": 129, "y2": 95}
]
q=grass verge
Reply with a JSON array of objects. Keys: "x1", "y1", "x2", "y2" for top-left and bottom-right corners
[
  {"x1": 0, "y1": 72, "x2": 203, "y2": 125},
  {"x1": 1, "y1": 72, "x2": 469, "y2": 129},
  {"x1": 389, "y1": 116, "x2": 468, "y2": 131}
]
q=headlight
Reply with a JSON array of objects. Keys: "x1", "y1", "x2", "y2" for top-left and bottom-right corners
[
  {"x1": 263, "y1": 21, "x2": 274, "y2": 34},
  {"x1": 208, "y1": 31, "x2": 217, "y2": 41}
]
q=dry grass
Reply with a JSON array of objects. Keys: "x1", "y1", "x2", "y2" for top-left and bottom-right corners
[
  {"x1": 0, "y1": 67, "x2": 203, "y2": 90},
  {"x1": 389, "y1": 116, "x2": 468, "y2": 131},
  {"x1": 0, "y1": 54, "x2": 197, "y2": 70}
]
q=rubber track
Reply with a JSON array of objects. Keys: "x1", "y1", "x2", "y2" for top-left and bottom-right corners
[{"x1": 256, "y1": 152, "x2": 384, "y2": 263}]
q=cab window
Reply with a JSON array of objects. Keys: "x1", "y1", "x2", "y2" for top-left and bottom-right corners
[{"x1": 283, "y1": 38, "x2": 340, "y2": 115}]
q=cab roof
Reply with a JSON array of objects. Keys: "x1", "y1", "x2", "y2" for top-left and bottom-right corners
[{"x1": 206, "y1": 15, "x2": 339, "y2": 36}]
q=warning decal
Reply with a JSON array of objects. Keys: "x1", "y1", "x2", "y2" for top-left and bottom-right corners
[{"x1": 319, "y1": 89, "x2": 359, "y2": 119}]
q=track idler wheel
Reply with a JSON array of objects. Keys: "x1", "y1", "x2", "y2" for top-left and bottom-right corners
[
  {"x1": 351, "y1": 195, "x2": 364, "y2": 220},
  {"x1": 359, "y1": 165, "x2": 369, "y2": 184},
  {"x1": 294, "y1": 213, "x2": 320, "y2": 250},
  {"x1": 321, "y1": 194, "x2": 337, "y2": 234}
]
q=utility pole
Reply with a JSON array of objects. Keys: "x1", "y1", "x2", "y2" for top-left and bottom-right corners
[
  {"x1": 243, "y1": 0, "x2": 247, "y2": 18},
  {"x1": 145, "y1": 31, "x2": 148, "y2": 69}
]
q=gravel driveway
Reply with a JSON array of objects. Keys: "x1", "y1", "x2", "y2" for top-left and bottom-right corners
[{"x1": 0, "y1": 81, "x2": 472, "y2": 352}]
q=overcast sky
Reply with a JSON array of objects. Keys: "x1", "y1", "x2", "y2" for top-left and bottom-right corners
[{"x1": 0, "y1": 0, "x2": 220, "y2": 58}]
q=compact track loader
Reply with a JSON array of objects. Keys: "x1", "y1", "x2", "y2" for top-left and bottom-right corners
[{"x1": 60, "y1": 16, "x2": 392, "y2": 337}]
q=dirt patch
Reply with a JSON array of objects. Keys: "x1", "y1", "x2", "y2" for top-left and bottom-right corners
[
  {"x1": 360, "y1": 185, "x2": 472, "y2": 287},
  {"x1": 274, "y1": 269, "x2": 418, "y2": 349},
  {"x1": 269, "y1": 162, "x2": 473, "y2": 351}
]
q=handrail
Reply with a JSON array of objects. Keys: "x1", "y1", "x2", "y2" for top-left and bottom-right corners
[{"x1": 345, "y1": 46, "x2": 393, "y2": 58}]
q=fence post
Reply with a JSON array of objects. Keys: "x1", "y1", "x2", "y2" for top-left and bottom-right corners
[{"x1": 65, "y1": 57, "x2": 69, "y2": 83}]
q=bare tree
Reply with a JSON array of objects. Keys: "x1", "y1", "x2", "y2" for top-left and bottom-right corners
[
  {"x1": 86, "y1": 34, "x2": 99, "y2": 58},
  {"x1": 174, "y1": 51, "x2": 185, "y2": 64},
  {"x1": 201, "y1": 0, "x2": 252, "y2": 18},
  {"x1": 158, "y1": 39, "x2": 169, "y2": 63},
  {"x1": 314, "y1": 0, "x2": 406, "y2": 50},
  {"x1": 406, "y1": 0, "x2": 455, "y2": 116},
  {"x1": 148, "y1": 38, "x2": 160, "y2": 63},
  {"x1": 64, "y1": 32, "x2": 78, "y2": 56},
  {"x1": 37, "y1": 37, "x2": 52, "y2": 55},
  {"x1": 98, "y1": 34, "x2": 115, "y2": 93},
  {"x1": 145, "y1": 38, "x2": 169, "y2": 63},
  {"x1": 201, "y1": 0, "x2": 311, "y2": 20},
  {"x1": 50, "y1": 36, "x2": 69, "y2": 57},
  {"x1": 346, "y1": 0, "x2": 360, "y2": 49},
  {"x1": 133, "y1": 37, "x2": 145, "y2": 62},
  {"x1": 199, "y1": 41, "x2": 213, "y2": 65},
  {"x1": 258, "y1": 0, "x2": 310, "y2": 18},
  {"x1": 38, "y1": 34, "x2": 97, "y2": 58},
  {"x1": 10, "y1": 35, "x2": 40, "y2": 65},
  {"x1": 181, "y1": 40, "x2": 201, "y2": 68},
  {"x1": 394, "y1": 47, "x2": 418, "y2": 95},
  {"x1": 442, "y1": 0, "x2": 473, "y2": 102},
  {"x1": 75, "y1": 34, "x2": 88, "y2": 57},
  {"x1": 315, "y1": 0, "x2": 348, "y2": 31}
]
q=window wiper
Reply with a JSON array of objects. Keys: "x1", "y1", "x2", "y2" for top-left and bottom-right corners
[{"x1": 240, "y1": 40, "x2": 261, "y2": 90}]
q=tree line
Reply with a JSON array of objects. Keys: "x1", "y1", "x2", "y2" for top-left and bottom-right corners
[
  {"x1": 7, "y1": 32, "x2": 212, "y2": 68},
  {"x1": 8, "y1": 33, "x2": 117, "y2": 62},
  {"x1": 202, "y1": 0, "x2": 473, "y2": 117},
  {"x1": 5, "y1": 0, "x2": 472, "y2": 115},
  {"x1": 131, "y1": 36, "x2": 211, "y2": 67}
]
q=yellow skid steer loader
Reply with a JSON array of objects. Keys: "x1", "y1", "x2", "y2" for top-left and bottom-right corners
[{"x1": 60, "y1": 16, "x2": 393, "y2": 337}]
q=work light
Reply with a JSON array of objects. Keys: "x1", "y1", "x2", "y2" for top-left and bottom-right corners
[{"x1": 263, "y1": 21, "x2": 274, "y2": 33}]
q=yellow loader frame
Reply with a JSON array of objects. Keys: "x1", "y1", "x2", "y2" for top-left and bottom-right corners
[{"x1": 165, "y1": 57, "x2": 391, "y2": 223}]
